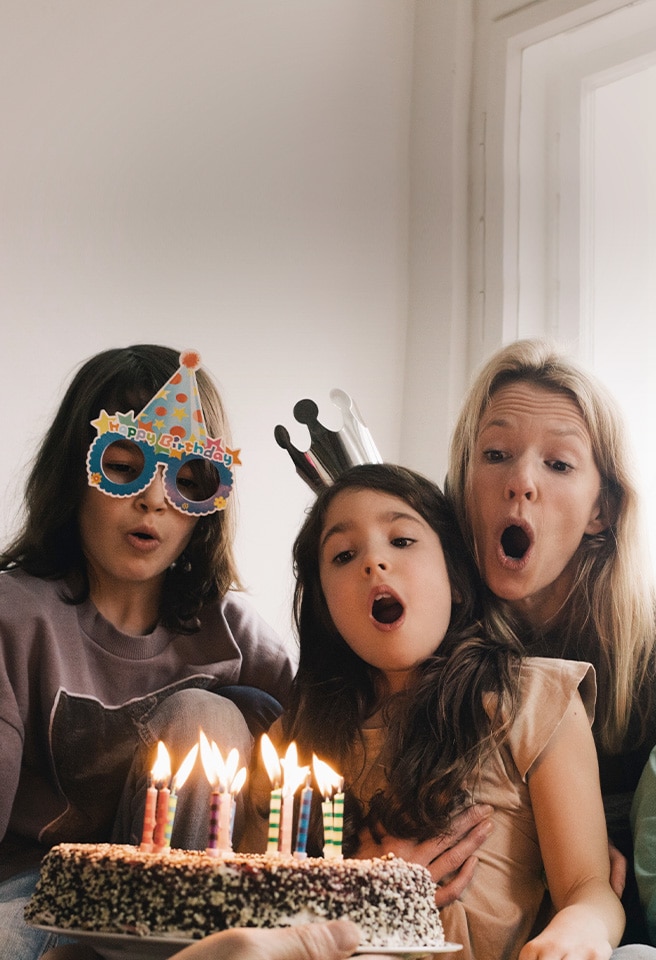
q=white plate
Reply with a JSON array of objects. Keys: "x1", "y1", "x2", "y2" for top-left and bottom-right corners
[
  {"x1": 352, "y1": 947, "x2": 462, "y2": 957},
  {"x1": 31, "y1": 926, "x2": 191, "y2": 959},
  {"x1": 32, "y1": 925, "x2": 461, "y2": 960}
]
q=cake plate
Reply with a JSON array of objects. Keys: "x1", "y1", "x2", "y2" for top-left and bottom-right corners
[{"x1": 32, "y1": 924, "x2": 461, "y2": 960}]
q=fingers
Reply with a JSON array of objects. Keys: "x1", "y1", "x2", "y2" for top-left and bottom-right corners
[
  {"x1": 433, "y1": 855, "x2": 479, "y2": 908},
  {"x1": 608, "y1": 841, "x2": 627, "y2": 899},
  {"x1": 290, "y1": 919, "x2": 362, "y2": 958}
]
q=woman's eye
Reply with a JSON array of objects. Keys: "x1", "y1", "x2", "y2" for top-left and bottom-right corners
[
  {"x1": 391, "y1": 537, "x2": 415, "y2": 548},
  {"x1": 483, "y1": 449, "x2": 506, "y2": 463},
  {"x1": 547, "y1": 460, "x2": 572, "y2": 473}
]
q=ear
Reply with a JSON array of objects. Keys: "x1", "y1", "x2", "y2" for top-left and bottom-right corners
[{"x1": 585, "y1": 490, "x2": 616, "y2": 536}]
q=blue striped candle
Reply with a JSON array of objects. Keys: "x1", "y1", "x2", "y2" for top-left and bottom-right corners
[{"x1": 294, "y1": 780, "x2": 313, "y2": 858}]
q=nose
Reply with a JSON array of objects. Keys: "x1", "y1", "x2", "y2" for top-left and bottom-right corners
[
  {"x1": 363, "y1": 549, "x2": 388, "y2": 576},
  {"x1": 504, "y1": 458, "x2": 537, "y2": 501},
  {"x1": 134, "y1": 466, "x2": 168, "y2": 512}
]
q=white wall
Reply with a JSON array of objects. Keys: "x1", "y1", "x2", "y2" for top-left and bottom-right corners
[{"x1": 0, "y1": 0, "x2": 419, "y2": 644}]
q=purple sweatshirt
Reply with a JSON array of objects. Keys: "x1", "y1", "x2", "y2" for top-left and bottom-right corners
[{"x1": 0, "y1": 568, "x2": 295, "y2": 874}]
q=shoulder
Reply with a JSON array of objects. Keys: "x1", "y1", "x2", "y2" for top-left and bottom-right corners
[
  {"x1": 518, "y1": 656, "x2": 596, "y2": 723},
  {"x1": 219, "y1": 591, "x2": 281, "y2": 644},
  {"x1": 505, "y1": 657, "x2": 596, "y2": 780},
  {"x1": 0, "y1": 568, "x2": 66, "y2": 608}
]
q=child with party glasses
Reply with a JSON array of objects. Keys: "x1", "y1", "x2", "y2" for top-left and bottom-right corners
[
  {"x1": 0, "y1": 345, "x2": 294, "y2": 960},
  {"x1": 244, "y1": 462, "x2": 624, "y2": 960}
]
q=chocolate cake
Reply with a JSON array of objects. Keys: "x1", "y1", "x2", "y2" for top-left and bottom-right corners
[{"x1": 25, "y1": 843, "x2": 446, "y2": 947}]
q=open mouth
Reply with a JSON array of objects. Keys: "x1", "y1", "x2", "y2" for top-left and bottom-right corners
[
  {"x1": 500, "y1": 525, "x2": 530, "y2": 560},
  {"x1": 132, "y1": 532, "x2": 155, "y2": 540},
  {"x1": 372, "y1": 593, "x2": 404, "y2": 625}
]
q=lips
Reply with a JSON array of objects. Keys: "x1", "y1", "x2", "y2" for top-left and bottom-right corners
[
  {"x1": 497, "y1": 518, "x2": 533, "y2": 567},
  {"x1": 126, "y1": 526, "x2": 160, "y2": 550}
]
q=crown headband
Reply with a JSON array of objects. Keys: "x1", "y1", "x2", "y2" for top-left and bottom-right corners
[
  {"x1": 274, "y1": 388, "x2": 381, "y2": 491},
  {"x1": 86, "y1": 350, "x2": 238, "y2": 516}
]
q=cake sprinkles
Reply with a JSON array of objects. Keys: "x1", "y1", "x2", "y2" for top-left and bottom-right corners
[{"x1": 24, "y1": 843, "x2": 446, "y2": 948}]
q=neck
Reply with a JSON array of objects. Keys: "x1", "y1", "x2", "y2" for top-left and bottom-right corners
[{"x1": 88, "y1": 577, "x2": 163, "y2": 635}]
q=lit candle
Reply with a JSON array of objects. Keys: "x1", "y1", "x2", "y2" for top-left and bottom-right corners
[
  {"x1": 153, "y1": 743, "x2": 198, "y2": 854},
  {"x1": 294, "y1": 774, "x2": 313, "y2": 859},
  {"x1": 279, "y1": 742, "x2": 309, "y2": 858},
  {"x1": 332, "y1": 778, "x2": 345, "y2": 860},
  {"x1": 200, "y1": 732, "x2": 245, "y2": 857},
  {"x1": 140, "y1": 780, "x2": 158, "y2": 852},
  {"x1": 152, "y1": 784, "x2": 171, "y2": 851},
  {"x1": 313, "y1": 755, "x2": 344, "y2": 859},
  {"x1": 261, "y1": 734, "x2": 283, "y2": 854},
  {"x1": 140, "y1": 741, "x2": 171, "y2": 852}
]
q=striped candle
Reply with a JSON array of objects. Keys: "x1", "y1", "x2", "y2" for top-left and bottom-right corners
[
  {"x1": 332, "y1": 788, "x2": 344, "y2": 860},
  {"x1": 294, "y1": 780, "x2": 313, "y2": 858},
  {"x1": 267, "y1": 786, "x2": 283, "y2": 854}
]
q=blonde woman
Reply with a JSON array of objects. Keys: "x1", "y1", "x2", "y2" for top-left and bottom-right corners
[{"x1": 444, "y1": 339, "x2": 656, "y2": 945}]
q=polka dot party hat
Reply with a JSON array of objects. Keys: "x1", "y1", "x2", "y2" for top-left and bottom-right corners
[{"x1": 86, "y1": 350, "x2": 238, "y2": 515}]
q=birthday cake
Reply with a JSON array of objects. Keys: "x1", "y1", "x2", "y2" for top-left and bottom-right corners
[{"x1": 24, "y1": 843, "x2": 445, "y2": 947}]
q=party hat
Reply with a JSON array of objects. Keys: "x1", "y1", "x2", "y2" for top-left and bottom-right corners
[{"x1": 87, "y1": 350, "x2": 236, "y2": 515}]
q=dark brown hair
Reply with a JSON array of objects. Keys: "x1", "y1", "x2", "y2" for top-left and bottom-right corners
[
  {"x1": 1, "y1": 344, "x2": 241, "y2": 628},
  {"x1": 284, "y1": 463, "x2": 523, "y2": 847}
]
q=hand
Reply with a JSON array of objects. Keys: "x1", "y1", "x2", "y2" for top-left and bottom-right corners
[
  {"x1": 41, "y1": 920, "x2": 386, "y2": 960},
  {"x1": 163, "y1": 919, "x2": 384, "y2": 960},
  {"x1": 608, "y1": 840, "x2": 627, "y2": 899},
  {"x1": 356, "y1": 804, "x2": 494, "y2": 907}
]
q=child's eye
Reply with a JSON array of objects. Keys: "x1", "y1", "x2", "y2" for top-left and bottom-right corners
[
  {"x1": 332, "y1": 549, "x2": 355, "y2": 565},
  {"x1": 391, "y1": 537, "x2": 415, "y2": 548},
  {"x1": 103, "y1": 461, "x2": 140, "y2": 483}
]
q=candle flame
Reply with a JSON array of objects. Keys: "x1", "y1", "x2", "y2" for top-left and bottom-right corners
[
  {"x1": 151, "y1": 741, "x2": 172, "y2": 786},
  {"x1": 312, "y1": 755, "x2": 342, "y2": 798},
  {"x1": 231, "y1": 766, "x2": 247, "y2": 796},
  {"x1": 199, "y1": 730, "x2": 218, "y2": 787},
  {"x1": 171, "y1": 743, "x2": 199, "y2": 793},
  {"x1": 280, "y1": 742, "x2": 309, "y2": 797},
  {"x1": 261, "y1": 733, "x2": 282, "y2": 787},
  {"x1": 200, "y1": 731, "x2": 243, "y2": 792}
]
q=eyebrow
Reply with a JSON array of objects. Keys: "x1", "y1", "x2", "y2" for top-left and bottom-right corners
[{"x1": 320, "y1": 510, "x2": 424, "y2": 550}]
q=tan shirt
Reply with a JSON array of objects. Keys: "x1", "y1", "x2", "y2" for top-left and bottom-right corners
[{"x1": 243, "y1": 657, "x2": 595, "y2": 960}]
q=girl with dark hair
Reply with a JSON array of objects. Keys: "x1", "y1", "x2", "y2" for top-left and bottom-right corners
[
  {"x1": 244, "y1": 463, "x2": 624, "y2": 960},
  {"x1": 0, "y1": 345, "x2": 294, "y2": 959}
]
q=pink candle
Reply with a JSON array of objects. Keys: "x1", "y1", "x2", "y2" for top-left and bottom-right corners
[
  {"x1": 140, "y1": 782, "x2": 158, "y2": 852},
  {"x1": 152, "y1": 786, "x2": 171, "y2": 853},
  {"x1": 206, "y1": 788, "x2": 221, "y2": 856}
]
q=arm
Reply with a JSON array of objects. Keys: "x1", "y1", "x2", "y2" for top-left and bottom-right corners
[
  {"x1": 630, "y1": 745, "x2": 656, "y2": 945},
  {"x1": 520, "y1": 693, "x2": 625, "y2": 960},
  {"x1": 356, "y1": 804, "x2": 494, "y2": 907}
]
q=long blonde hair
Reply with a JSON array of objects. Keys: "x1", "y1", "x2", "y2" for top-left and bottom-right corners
[{"x1": 446, "y1": 338, "x2": 655, "y2": 753}]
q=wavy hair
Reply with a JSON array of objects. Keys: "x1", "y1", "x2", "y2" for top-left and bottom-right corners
[
  {"x1": 284, "y1": 463, "x2": 523, "y2": 846},
  {"x1": 446, "y1": 338, "x2": 656, "y2": 753},
  {"x1": 0, "y1": 344, "x2": 241, "y2": 629}
]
